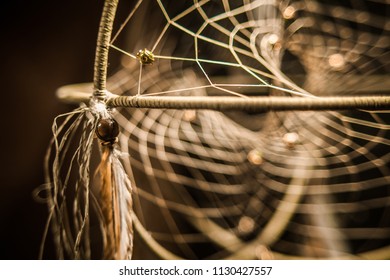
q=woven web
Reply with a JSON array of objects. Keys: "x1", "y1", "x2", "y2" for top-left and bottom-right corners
[
  {"x1": 108, "y1": 0, "x2": 390, "y2": 259},
  {"x1": 44, "y1": 0, "x2": 390, "y2": 259}
]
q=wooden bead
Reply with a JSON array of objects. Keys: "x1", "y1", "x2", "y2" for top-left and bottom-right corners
[{"x1": 96, "y1": 118, "x2": 119, "y2": 144}]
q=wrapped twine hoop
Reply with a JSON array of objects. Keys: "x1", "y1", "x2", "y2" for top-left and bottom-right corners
[
  {"x1": 46, "y1": 0, "x2": 390, "y2": 260},
  {"x1": 65, "y1": 0, "x2": 390, "y2": 112}
]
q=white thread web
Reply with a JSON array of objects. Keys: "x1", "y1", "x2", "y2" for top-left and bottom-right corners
[{"x1": 42, "y1": 0, "x2": 390, "y2": 259}]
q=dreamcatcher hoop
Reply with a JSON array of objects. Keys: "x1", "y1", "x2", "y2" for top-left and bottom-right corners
[
  {"x1": 43, "y1": 0, "x2": 390, "y2": 260},
  {"x1": 60, "y1": 0, "x2": 390, "y2": 111}
]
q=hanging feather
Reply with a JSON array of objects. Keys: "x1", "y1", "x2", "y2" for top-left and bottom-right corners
[
  {"x1": 95, "y1": 113, "x2": 134, "y2": 259},
  {"x1": 40, "y1": 0, "x2": 133, "y2": 260},
  {"x1": 40, "y1": 99, "x2": 134, "y2": 260}
]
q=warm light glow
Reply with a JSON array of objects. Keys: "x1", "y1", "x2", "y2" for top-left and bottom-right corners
[
  {"x1": 283, "y1": 132, "x2": 300, "y2": 148},
  {"x1": 238, "y1": 216, "x2": 255, "y2": 234},
  {"x1": 268, "y1": 34, "x2": 279, "y2": 45},
  {"x1": 328, "y1": 53, "x2": 345, "y2": 69},
  {"x1": 183, "y1": 110, "x2": 197, "y2": 122},
  {"x1": 283, "y1": 6, "x2": 296, "y2": 19},
  {"x1": 247, "y1": 149, "x2": 263, "y2": 165}
]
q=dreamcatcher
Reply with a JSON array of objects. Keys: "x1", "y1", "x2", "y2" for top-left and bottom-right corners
[{"x1": 40, "y1": 0, "x2": 390, "y2": 259}]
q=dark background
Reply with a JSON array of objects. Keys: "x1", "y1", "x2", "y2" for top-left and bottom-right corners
[{"x1": 0, "y1": 1, "x2": 106, "y2": 259}]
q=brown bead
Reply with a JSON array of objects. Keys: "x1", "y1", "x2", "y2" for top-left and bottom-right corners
[{"x1": 95, "y1": 118, "x2": 119, "y2": 143}]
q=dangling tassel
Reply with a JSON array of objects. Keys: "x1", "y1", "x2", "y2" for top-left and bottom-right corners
[{"x1": 96, "y1": 117, "x2": 133, "y2": 259}]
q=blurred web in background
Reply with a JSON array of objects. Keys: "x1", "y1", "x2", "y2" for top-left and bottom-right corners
[{"x1": 44, "y1": 0, "x2": 390, "y2": 259}]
